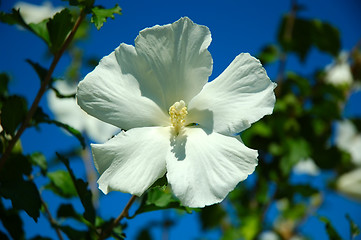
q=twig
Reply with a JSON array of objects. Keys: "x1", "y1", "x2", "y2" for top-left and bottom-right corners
[
  {"x1": 99, "y1": 195, "x2": 137, "y2": 240},
  {"x1": 0, "y1": 10, "x2": 86, "y2": 170},
  {"x1": 41, "y1": 196, "x2": 64, "y2": 240}
]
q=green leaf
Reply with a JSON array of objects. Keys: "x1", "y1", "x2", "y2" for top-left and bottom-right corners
[
  {"x1": 280, "y1": 138, "x2": 310, "y2": 175},
  {"x1": 62, "y1": 0, "x2": 95, "y2": 9},
  {"x1": 136, "y1": 229, "x2": 152, "y2": 240},
  {"x1": 57, "y1": 204, "x2": 83, "y2": 222},
  {"x1": 59, "y1": 225, "x2": 89, "y2": 240},
  {"x1": 132, "y1": 186, "x2": 191, "y2": 217},
  {"x1": 0, "y1": 9, "x2": 51, "y2": 46},
  {"x1": 45, "y1": 170, "x2": 78, "y2": 198},
  {"x1": 0, "y1": 180, "x2": 41, "y2": 222},
  {"x1": 0, "y1": 200, "x2": 24, "y2": 240},
  {"x1": 257, "y1": 44, "x2": 279, "y2": 65},
  {"x1": 57, "y1": 153, "x2": 95, "y2": 224},
  {"x1": 47, "y1": 9, "x2": 74, "y2": 53},
  {"x1": 319, "y1": 216, "x2": 342, "y2": 240},
  {"x1": 346, "y1": 214, "x2": 361, "y2": 239},
  {"x1": 278, "y1": 16, "x2": 341, "y2": 60},
  {"x1": 0, "y1": 72, "x2": 10, "y2": 96},
  {"x1": 32, "y1": 107, "x2": 85, "y2": 148},
  {"x1": 199, "y1": 204, "x2": 226, "y2": 230},
  {"x1": 26, "y1": 60, "x2": 49, "y2": 83},
  {"x1": 1, "y1": 95, "x2": 27, "y2": 136},
  {"x1": 29, "y1": 152, "x2": 47, "y2": 175},
  {"x1": 311, "y1": 19, "x2": 340, "y2": 57},
  {"x1": 91, "y1": 4, "x2": 121, "y2": 30},
  {"x1": 0, "y1": 154, "x2": 32, "y2": 182}
]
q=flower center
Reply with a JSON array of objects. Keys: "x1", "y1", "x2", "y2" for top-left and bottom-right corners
[{"x1": 169, "y1": 100, "x2": 188, "y2": 134}]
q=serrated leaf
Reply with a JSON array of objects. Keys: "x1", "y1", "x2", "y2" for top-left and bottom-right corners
[
  {"x1": 0, "y1": 9, "x2": 51, "y2": 46},
  {"x1": 0, "y1": 180, "x2": 41, "y2": 222},
  {"x1": 91, "y1": 4, "x2": 121, "y2": 30},
  {"x1": 319, "y1": 216, "x2": 342, "y2": 240},
  {"x1": 47, "y1": 8, "x2": 74, "y2": 53},
  {"x1": 45, "y1": 170, "x2": 77, "y2": 198},
  {"x1": 1, "y1": 95, "x2": 27, "y2": 136},
  {"x1": 57, "y1": 153, "x2": 95, "y2": 224}
]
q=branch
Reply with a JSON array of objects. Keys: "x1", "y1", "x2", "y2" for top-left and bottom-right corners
[
  {"x1": 0, "y1": 10, "x2": 86, "y2": 170},
  {"x1": 99, "y1": 195, "x2": 137, "y2": 240},
  {"x1": 41, "y1": 196, "x2": 64, "y2": 240}
]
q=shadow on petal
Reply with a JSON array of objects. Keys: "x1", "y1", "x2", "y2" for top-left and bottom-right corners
[
  {"x1": 170, "y1": 132, "x2": 187, "y2": 161},
  {"x1": 187, "y1": 108, "x2": 214, "y2": 135}
]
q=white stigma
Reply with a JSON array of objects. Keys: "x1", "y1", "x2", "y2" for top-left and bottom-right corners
[{"x1": 169, "y1": 100, "x2": 188, "y2": 134}]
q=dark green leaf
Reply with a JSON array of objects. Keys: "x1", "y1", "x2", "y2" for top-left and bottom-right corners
[
  {"x1": 0, "y1": 154, "x2": 32, "y2": 182},
  {"x1": 0, "y1": 231, "x2": 9, "y2": 240},
  {"x1": 91, "y1": 4, "x2": 121, "y2": 30},
  {"x1": 0, "y1": 180, "x2": 41, "y2": 222},
  {"x1": 59, "y1": 225, "x2": 89, "y2": 240},
  {"x1": 0, "y1": 9, "x2": 51, "y2": 46},
  {"x1": 0, "y1": 73, "x2": 10, "y2": 96},
  {"x1": 1, "y1": 95, "x2": 27, "y2": 136},
  {"x1": 132, "y1": 186, "x2": 191, "y2": 217},
  {"x1": 57, "y1": 153, "x2": 95, "y2": 224},
  {"x1": 32, "y1": 107, "x2": 85, "y2": 148},
  {"x1": 258, "y1": 44, "x2": 279, "y2": 65},
  {"x1": 29, "y1": 236, "x2": 52, "y2": 240},
  {"x1": 62, "y1": 0, "x2": 95, "y2": 9},
  {"x1": 346, "y1": 214, "x2": 360, "y2": 239},
  {"x1": 199, "y1": 204, "x2": 226, "y2": 230},
  {"x1": 136, "y1": 229, "x2": 152, "y2": 240},
  {"x1": 57, "y1": 204, "x2": 83, "y2": 222},
  {"x1": 50, "y1": 85, "x2": 76, "y2": 98},
  {"x1": 47, "y1": 9, "x2": 74, "y2": 53},
  {"x1": 319, "y1": 216, "x2": 342, "y2": 240},
  {"x1": 0, "y1": 200, "x2": 24, "y2": 240},
  {"x1": 311, "y1": 19, "x2": 340, "y2": 57},
  {"x1": 26, "y1": 60, "x2": 49, "y2": 83},
  {"x1": 45, "y1": 170, "x2": 77, "y2": 198},
  {"x1": 29, "y1": 152, "x2": 47, "y2": 175},
  {"x1": 278, "y1": 16, "x2": 341, "y2": 60},
  {"x1": 278, "y1": 16, "x2": 312, "y2": 61}
]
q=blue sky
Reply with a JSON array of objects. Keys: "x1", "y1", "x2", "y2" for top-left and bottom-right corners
[{"x1": 1, "y1": 0, "x2": 361, "y2": 239}]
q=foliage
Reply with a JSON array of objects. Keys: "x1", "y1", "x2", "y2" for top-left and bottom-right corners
[{"x1": 0, "y1": 0, "x2": 361, "y2": 240}]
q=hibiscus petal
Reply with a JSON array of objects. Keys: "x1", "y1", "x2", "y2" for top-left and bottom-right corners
[
  {"x1": 134, "y1": 17, "x2": 213, "y2": 110},
  {"x1": 76, "y1": 50, "x2": 169, "y2": 130},
  {"x1": 92, "y1": 127, "x2": 170, "y2": 196},
  {"x1": 166, "y1": 127, "x2": 258, "y2": 208},
  {"x1": 188, "y1": 53, "x2": 276, "y2": 135}
]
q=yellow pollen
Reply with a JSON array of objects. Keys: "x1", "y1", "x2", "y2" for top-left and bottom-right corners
[{"x1": 169, "y1": 100, "x2": 188, "y2": 134}]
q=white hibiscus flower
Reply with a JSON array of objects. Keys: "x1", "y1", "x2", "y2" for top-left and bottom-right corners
[
  {"x1": 47, "y1": 80, "x2": 118, "y2": 143},
  {"x1": 337, "y1": 168, "x2": 361, "y2": 200},
  {"x1": 76, "y1": 17, "x2": 276, "y2": 207},
  {"x1": 14, "y1": 1, "x2": 63, "y2": 24},
  {"x1": 325, "y1": 52, "x2": 353, "y2": 86},
  {"x1": 293, "y1": 158, "x2": 320, "y2": 176},
  {"x1": 335, "y1": 120, "x2": 361, "y2": 166}
]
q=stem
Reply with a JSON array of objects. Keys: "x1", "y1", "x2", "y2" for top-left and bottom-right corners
[
  {"x1": 41, "y1": 197, "x2": 64, "y2": 240},
  {"x1": 99, "y1": 195, "x2": 137, "y2": 240},
  {"x1": 0, "y1": 10, "x2": 85, "y2": 170}
]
